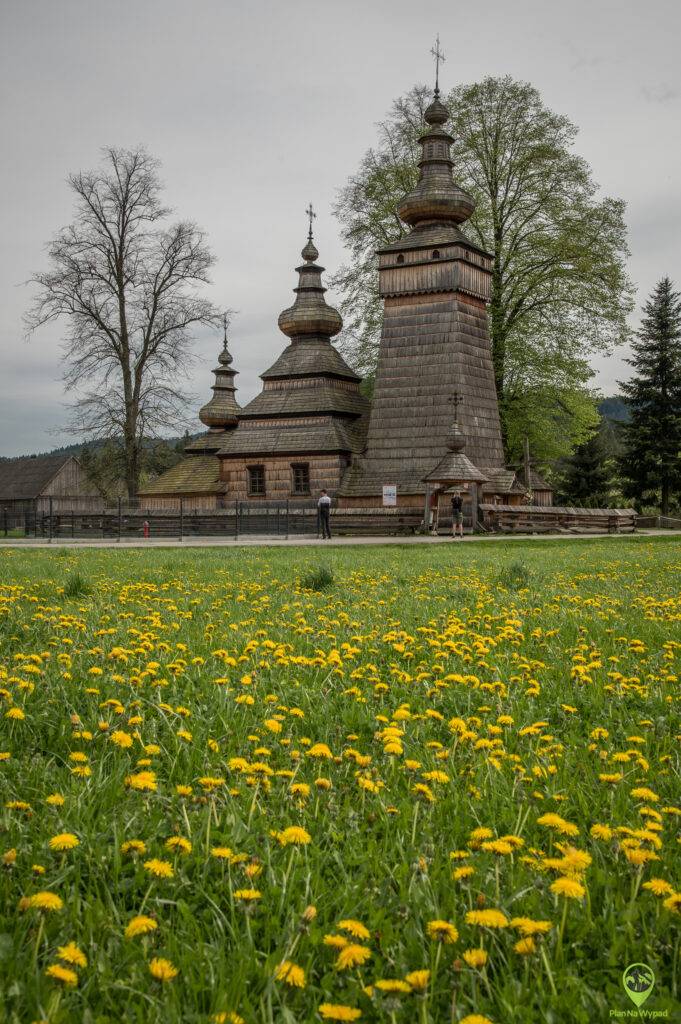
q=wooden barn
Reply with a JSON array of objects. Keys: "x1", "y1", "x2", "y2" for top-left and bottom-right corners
[{"x1": 0, "y1": 453, "x2": 96, "y2": 512}]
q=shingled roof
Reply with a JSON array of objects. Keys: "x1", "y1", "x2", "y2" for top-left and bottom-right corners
[
  {"x1": 217, "y1": 419, "x2": 366, "y2": 458},
  {"x1": 0, "y1": 454, "x2": 79, "y2": 499},
  {"x1": 239, "y1": 384, "x2": 368, "y2": 420},
  {"x1": 139, "y1": 456, "x2": 227, "y2": 496}
]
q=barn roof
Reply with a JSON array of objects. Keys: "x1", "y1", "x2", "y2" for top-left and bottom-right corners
[{"x1": 0, "y1": 454, "x2": 78, "y2": 500}]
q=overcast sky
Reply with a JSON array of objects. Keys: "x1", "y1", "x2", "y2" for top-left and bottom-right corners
[{"x1": 1, "y1": 0, "x2": 679, "y2": 456}]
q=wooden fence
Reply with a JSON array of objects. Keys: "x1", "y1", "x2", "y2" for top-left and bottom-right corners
[{"x1": 479, "y1": 504, "x2": 637, "y2": 534}]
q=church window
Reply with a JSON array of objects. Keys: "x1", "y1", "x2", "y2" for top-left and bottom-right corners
[
  {"x1": 291, "y1": 463, "x2": 310, "y2": 495},
  {"x1": 247, "y1": 465, "x2": 266, "y2": 496},
  {"x1": 396, "y1": 254, "x2": 404, "y2": 264},
  {"x1": 432, "y1": 249, "x2": 440, "y2": 259}
]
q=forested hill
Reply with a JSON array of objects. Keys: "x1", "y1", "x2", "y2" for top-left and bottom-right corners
[{"x1": 2, "y1": 400, "x2": 629, "y2": 462}]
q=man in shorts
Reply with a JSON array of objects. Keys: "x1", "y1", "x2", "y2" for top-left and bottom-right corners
[{"x1": 451, "y1": 491, "x2": 464, "y2": 539}]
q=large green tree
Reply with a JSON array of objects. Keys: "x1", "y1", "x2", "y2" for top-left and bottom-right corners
[
  {"x1": 333, "y1": 77, "x2": 633, "y2": 463},
  {"x1": 618, "y1": 278, "x2": 681, "y2": 514}
]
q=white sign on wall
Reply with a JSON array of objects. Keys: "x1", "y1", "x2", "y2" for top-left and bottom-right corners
[{"x1": 382, "y1": 484, "x2": 397, "y2": 507}]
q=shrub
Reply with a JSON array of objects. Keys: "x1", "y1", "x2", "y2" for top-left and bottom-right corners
[{"x1": 301, "y1": 566, "x2": 334, "y2": 591}]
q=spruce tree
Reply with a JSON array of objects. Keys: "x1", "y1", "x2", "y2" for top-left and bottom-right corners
[
  {"x1": 559, "y1": 427, "x2": 614, "y2": 507},
  {"x1": 619, "y1": 278, "x2": 681, "y2": 514}
]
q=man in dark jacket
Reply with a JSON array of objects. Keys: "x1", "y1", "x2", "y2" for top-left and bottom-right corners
[
  {"x1": 451, "y1": 491, "x2": 464, "y2": 539},
  {"x1": 318, "y1": 490, "x2": 332, "y2": 539}
]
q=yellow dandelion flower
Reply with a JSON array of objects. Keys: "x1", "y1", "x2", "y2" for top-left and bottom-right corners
[
  {"x1": 662, "y1": 893, "x2": 681, "y2": 913},
  {"x1": 514, "y1": 937, "x2": 536, "y2": 954},
  {"x1": 536, "y1": 813, "x2": 579, "y2": 837},
  {"x1": 46, "y1": 794, "x2": 65, "y2": 806},
  {"x1": 404, "y1": 969, "x2": 430, "y2": 990},
  {"x1": 426, "y1": 920, "x2": 459, "y2": 943},
  {"x1": 56, "y1": 942, "x2": 87, "y2": 968},
  {"x1": 590, "y1": 824, "x2": 613, "y2": 841},
  {"x1": 121, "y1": 839, "x2": 146, "y2": 855},
  {"x1": 48, "y1": 833, "x2": 79, "y2": 852},
  {"x1": 463, "y1": 948, "x2": 488, "y2": 968},
  {"x1": 27, "y1": 891, "x2": 63, "y2": 912},
  {"x1": 465, "y1": 909, "x2": 508, "y2": 928},
  {"x1": 375, "y1": 979, "x2": 411, "y2": 993},
  {"x1": 319, "y1": 1004, "x2": 362, "y2": 1021},
  {"x1": 45, "y1": 964, "x2": 78, "y2": 987},
  {"x1": 550, "y1": 877, "x2": 586, "y2": 899},
  {"x1": 211, "y1": 846, "x2": 233, "y2": 860},
  {"x1": 323, "y1": 934, "x2": 349, "y2": 948},
  {"x1": 338, "y1": 919, "x2": 370, "y2": 940},
  {"x1": 453, "y1": 866, "x2": 475, "y2": 881},
  {"x1": 165, "y1": 836, "x2": 192, "y2": 855},
  {"x1": 110, "y1": 730, "x2": 133, "y2": 748},
  {"x1": 125, "y1": 915, "x2": 158, "y2": 939},
  {"x1": 143, "y1": 858, "x2": 174, "y2": 878},
  {"x1": 274, "y1": 826, "x2": 311, "y2": 846},
  {"x1": 642, "y1": 878, "x2": 674, "y2": 896},
  {"x1": 274, "y1": 960, "x2": 306, "y2": 987},
  {"x1": 510, "y1": 917, "x2": 552, "y2": 936},
  {"x1": 149, "y1": 957, "x2": 178, "y2": 981},
  {"x1": 335, "y1": 943, "x2": 372, "y2": 970},
  {"x1": 233, "y1": 889, "x2": 261, "y2": 901}
]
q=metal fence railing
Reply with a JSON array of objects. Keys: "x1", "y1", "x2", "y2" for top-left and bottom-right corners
[{"x1": 0, "y1": 498, "x2": 427, "y2": 542}]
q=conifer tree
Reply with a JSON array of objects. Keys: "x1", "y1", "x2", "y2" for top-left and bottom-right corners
[
  {"x1": 618, "y1": 278, "x2": 681, "y2": 514},
  {"x1": 559, "y1": 427, "x2": 614, "y2": 507}
]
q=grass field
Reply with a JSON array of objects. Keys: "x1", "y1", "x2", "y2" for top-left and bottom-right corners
[{"x1": 0, "y1": 538, "x2": 679, "y2": 1023}]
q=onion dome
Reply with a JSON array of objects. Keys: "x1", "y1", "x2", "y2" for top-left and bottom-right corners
[
  {"x1": 396, "y1": 90, "x2": 475, "y2": 229},
  {"x1": 278, "y1": 227, "x2": 343, "y2": 341},
  {"x1": 198, "y1": 318, "x2": 241, "y2": 429}
]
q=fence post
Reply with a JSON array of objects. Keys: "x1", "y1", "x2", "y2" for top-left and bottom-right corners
[
  {"x1": 118, "y1": 497, "x2": 122, "y2": 543},
  {"x1": 71, "y1": 509, "x2": 75, "y2": 540},
  {"x1": 2, "y1": 507, "x2": 7, "y2": 538},
  {"x1": 234, "y1": 499, "x2": 239, "y2": 541},
  {"x1": 286, "y1": 499, "x2": 290, "y2": 539},
  {"x1": 48, "y1": 497, "x2": 53, "y2": 544},
  {"x1": 179, "y1": 498, "x2": 184, "y2": 542}
]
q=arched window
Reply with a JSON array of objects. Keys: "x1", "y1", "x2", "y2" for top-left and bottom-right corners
[
  {"x1": 396, "y1": 254, "x2": 404, "y2": 264},
  {"x1": 432, "y1": 249, "x2": 440, "y2": 260}
]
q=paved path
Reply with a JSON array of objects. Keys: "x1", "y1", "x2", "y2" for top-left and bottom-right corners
[{"x1": 1, "y1": 531, "x2": 679, "y2": 550}]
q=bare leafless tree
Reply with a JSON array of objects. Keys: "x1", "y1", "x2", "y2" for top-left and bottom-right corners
[{"x1": 25, "y1": 146, "x2": 219, "y2": 497}]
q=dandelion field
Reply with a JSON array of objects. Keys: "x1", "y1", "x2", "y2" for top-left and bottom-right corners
[{"x1": 0, "y1": 539, "x2": 679, "y2": 1024}]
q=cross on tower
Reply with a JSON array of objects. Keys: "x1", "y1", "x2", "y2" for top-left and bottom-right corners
[
  {"x1": 449, "y1": 390, "x2": 463, "y2": 423},
  {"x1": 430, "y1": 34, "x2": 446, "y2": 96},
  {"x1": 305, "y1": 202, "x2": 316, "y2": 241},
  {"x1": 222, "y1": 311, "x2": 229, "y2": 349}
]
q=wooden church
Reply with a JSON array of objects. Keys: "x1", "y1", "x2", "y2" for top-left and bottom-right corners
[{"x1": 140, "y1": 68, "x2": 549, "y2": 513}]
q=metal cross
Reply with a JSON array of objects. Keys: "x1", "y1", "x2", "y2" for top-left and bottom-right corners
[
  {"x1": 305, "y1": 202, "x2": 316, "y2": 241},
  {"x1": 430, "y1": 34, "x2": 446, "y2": 95},
  {"x1": 449, "y1": 390, "x2": 463, "y2": 422},
  {"x1": 222, "y1": 311, "x2": 229, "y2": 349}
]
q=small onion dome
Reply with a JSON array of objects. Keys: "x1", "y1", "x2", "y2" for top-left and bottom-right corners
[
  {"x1": 424, "y1": 95, "x2": 449, "y2": 126},
  {"x1": 198, "y1": 338, "x2": 240, "y2": 429},
  {"x1": 278, "y1": 234, "x2": 343, "y2": 340},
  {"x1": 446, "y1": 421, "x2": 466, "y2": 453}
]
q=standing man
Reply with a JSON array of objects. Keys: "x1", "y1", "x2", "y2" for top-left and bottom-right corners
[
  {"x1": 318, "y1": 489, "x2": 332, "y2": 540},
  {"x1": 450, "y1": 491, "x2": 464, "y2": 539}
]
